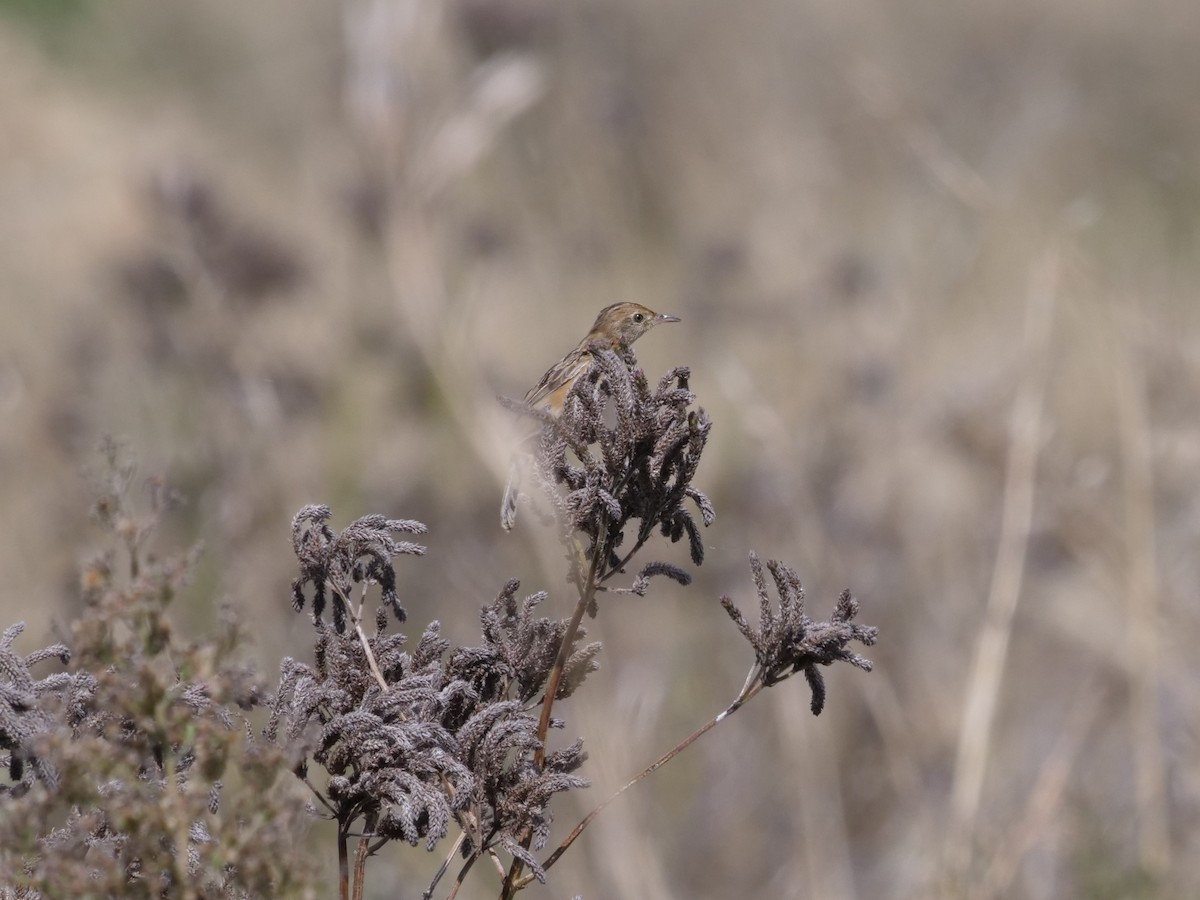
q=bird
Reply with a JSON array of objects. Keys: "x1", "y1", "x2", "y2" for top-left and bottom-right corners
[{"x1": 501, "y1": 302, "x2": 681, "y2": 530}]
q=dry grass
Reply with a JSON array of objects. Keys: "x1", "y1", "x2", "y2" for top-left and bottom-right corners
[{"x1": 2, "y1": 0, "x2": 1199, "y2": 896}]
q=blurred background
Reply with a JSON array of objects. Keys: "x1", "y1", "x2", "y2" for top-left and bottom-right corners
[{"x1": 2, "y1": 0, "x2": 1198, "y2": 897}]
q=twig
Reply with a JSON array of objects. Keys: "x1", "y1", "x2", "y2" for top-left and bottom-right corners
[
  {"x1": 338, "y1": 823, "x2": 350, "y2": 900},
  {"x1": 355, "y1": 621, "x2": 390, "y2": 694},
  {"x1": 300, "y1": 774, "x2": 339, "y2": 818},
  {"x1": 330, "y1": 582, "x2": 390, "y2": 694},
  {"x1": 487, "y1": 849, "x2": 507, "y2": 877},
  {"x1": 352, "y1": 583, "x2": 390, "y2": 693},
  {"x1": 535, "y1": 527, "x2": 605, "y2": 763},
  {"x1": 598, "y1": 538, "x2": 648, "y2": 585},
  {"x1": 501, "y1": 516, "x2": 608, "y2": 898},
  {"x1": 423, "y1": 832, "x2": 467, "y2": 899},
  {"x1": 352, "y1": 834, "x2": 370, "y2": 900},
  {"x1": 518, "y1": 675, "x2": 764, "y2": 887},
  {"x1": 446, "y1": 850, "x2": 481, "y2": 900}
]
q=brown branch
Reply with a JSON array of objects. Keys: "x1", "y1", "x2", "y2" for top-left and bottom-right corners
[
  {"x1": 352, "y1": 834, "x2": 371, "y2": 900},
  {"x1": 355, "y1": 621, "x2": 390, "y2": 694},
  {"x1": 519, "y1": 675, "x2": 765, "y2": 887},
  {"x1": 423, "y1": 832, "x2": 467, "y2": 900},
  {"x1": 534, "y1": 531, "x2": 604, "y2": 764},
  {"x1": 338, "y1": 823, "x2": 350, "y2": 900},
  {"x1": 446, "y1": 850, "x2": 482, "y2": 900},
  {"x1": 329, "y1": 581, "x2": 390, "y2": 694},
  {"x1": 500, "y1": 518, "x2": 608, "y2": 898}
]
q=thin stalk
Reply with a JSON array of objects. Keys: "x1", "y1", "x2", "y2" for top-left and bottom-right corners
[
  {"x1": 331, "y1": 582, "x2": 390, "y2": 693},
  {"x1": 338, "y1": 823, "x2": 350, "y2": 900},
  {"x1": 598, "y1": 537, "x2": 647, "y2": 585},
  {"x1": 300, "y1": 774, "x2": 338, "y2": 818},
  {"x1": 352, "y1": 835, "x2": 370, "y2": 900},
  {"x1": 501, "y1": 517, "x2": 608, "y2": 898},
  {"x1": 423, "y1": 832, "x2": 467, "y2": 900},
  {"x1": 518, "y1": 673, "x2": 765, "y2": 887},
  {"x1": 446, "y1": 850, "x2": 482, "y2": 900},
  {"x1": 355, "y1": 621, "x2": 389, "y2": 693},
  {"x1": 536, "y1": 517, "x2": 606, "y2": 765}
]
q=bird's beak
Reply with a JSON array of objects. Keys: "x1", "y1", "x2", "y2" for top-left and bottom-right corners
[{"x1": 655, "y1": 313, "x2": 682, "y2": 324}]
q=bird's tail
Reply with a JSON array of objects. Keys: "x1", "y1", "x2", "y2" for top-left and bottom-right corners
[{"x1": 500, "y1": 460, "x2": 520, "y2": 531}]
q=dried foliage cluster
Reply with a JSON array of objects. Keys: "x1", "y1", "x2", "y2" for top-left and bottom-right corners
[
  {"x1": 722, "y1": 553, "x2": 877, "y2": 715},
  {"x1": 270, "y1": 510, "x2": 594, "y2": 888},
  {"x1": 511, "y1": 348, "x2": 715, "y2": 604},
  {"x1": 0, "y1": 449, "x2": 314, "y2": 898},
  {"x1": 0, "y1": 352, "x2": 877, "y2": 898}
]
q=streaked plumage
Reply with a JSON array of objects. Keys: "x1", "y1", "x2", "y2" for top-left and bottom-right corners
[{"x1": 501, "y1": 302, "x2": 680, "y2": 530}]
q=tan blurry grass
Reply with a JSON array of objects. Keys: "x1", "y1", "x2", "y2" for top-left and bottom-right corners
[{"x1": 2, "y1": 0, "x2": 1200, "y2": 897}]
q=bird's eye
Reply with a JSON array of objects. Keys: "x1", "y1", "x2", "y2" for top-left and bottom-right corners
[{"x1": 633, "y1": 312, "x2": 645, "y2": 323}]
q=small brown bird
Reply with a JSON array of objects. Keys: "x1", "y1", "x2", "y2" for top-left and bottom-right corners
[{"x1": 501, "y1": 302, "x2": 681, "y2": 530}]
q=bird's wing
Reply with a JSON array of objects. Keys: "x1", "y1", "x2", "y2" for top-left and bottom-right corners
[{"x1": 524, "y1": 345, "x2": 592, "y2": 411}]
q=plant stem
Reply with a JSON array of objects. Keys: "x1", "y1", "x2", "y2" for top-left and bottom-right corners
[
  {"x1": 501, "y1": 517, "x2": 608, "y2": 898},
  {"x1": 534, "y1": 530, "x2": 603, "y2": 766},
  {"x1": 328, "y1": 581, "x2": 390, "y2": 693},
  {"x1": 355, "y1": 621, "x2": 390, "y2": 693},
  {"x1": 599, "y1": 537, "x2": 647, "y2": 585},
  {"x1": 518, "y1": 675, "x2": 764, "y2": 887},
  {"x1": 423, "y1": 832, "x2": 466, "y2": 899},
  {"x1": 446, "y1": 851, "x2": 481, "y2": 900},
  {"x1": 300, "y1": 775, "x2": 338, "y2": 818},
  {"x1": 338, "y1": 823, "x2": 350, "y2": 900},
  {"x1": 352, "y1": 835, "x2": 370, "y2": 900}
]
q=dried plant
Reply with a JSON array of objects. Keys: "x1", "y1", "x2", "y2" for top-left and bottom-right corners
[
  {"x1": 520, "y1": 552, "x2": 878, "y2": 889},
  {"x1": 288, "y1": 504, "x2": 427, "y2": 633},
  {"x1": 265, "y1": 346, "x2": 878, "y2": 900},
  {"x1": 0, "y1": 622, "x2": 88, "y2": 795},
  {"x1": 271, "y1": 513, "x2": 598, "y2": 900},
  {"x1": 506, "y1": 346, "x2": 714, "y2": 601},
  {"x1": 491, "y1": 345, "x2": 715, "y2": 890},
  {"x1": 722, "y1": 552, "x2": 878, "y2": 715},
  {"x1": 1, "y1": 348, "x2": 877, "y2": 899},
  {"x1": 0, "y1": 447, "x2": 315, "y2": 898}
]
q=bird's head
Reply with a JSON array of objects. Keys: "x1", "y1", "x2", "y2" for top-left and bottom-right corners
[{"x1": 589, "y1": 302, "x2": 681, "y2": 349}]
